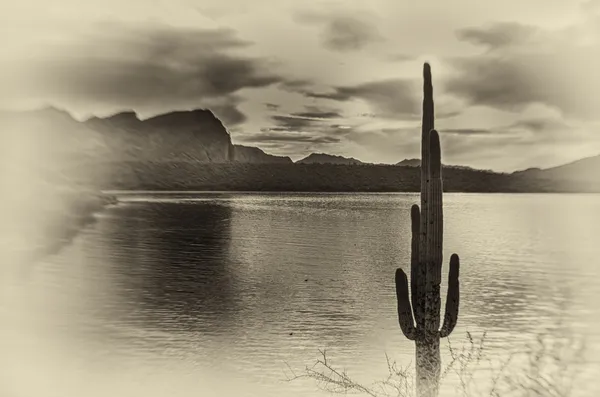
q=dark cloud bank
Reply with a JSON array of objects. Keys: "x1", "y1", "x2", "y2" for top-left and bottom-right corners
[
  {"x1": 283, "y1": 78, "x2": 422, "y2": 121},
  {"x1": 445, "y1": 21, "x2": 600, "y2": 121},
  {"x1": 6, "y1": 23, "x2": 284, "y2": 125},
  {"x1": 293, "y1": 11, "x2": 384, "y2": 52}
]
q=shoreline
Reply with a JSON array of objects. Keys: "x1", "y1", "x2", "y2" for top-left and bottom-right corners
[
  {"x1": 103, "y1": 189, "x2": 600, "y2": 195},
  {"x1": 35, "y1": 193, "x2": 118, "y2": 257},
  {"x1": 9, "y1": 193, "x2": 118, "y2": 278}
]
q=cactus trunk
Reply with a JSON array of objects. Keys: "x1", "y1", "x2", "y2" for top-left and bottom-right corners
[{"x1": 395, "y1": 63, "x2": 461, "y2": 397}]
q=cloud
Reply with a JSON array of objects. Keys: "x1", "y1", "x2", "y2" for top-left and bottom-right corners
[
  {"x1": 581, "y1": 0, "x2": 600, "y2": 13},
  {"x1": 269, "y1": 115, "x2": 317, "y2": 130},
  {"x1": 208, "y1": 96, "x2": 248, "y2": 125},
  {"x1": 444, "y1": 20, "x2": 600, "y2": 120},
  {"x1": 3, "y1": 22, "x2": 284, "y2": 118},
  {"x1": 503, "y1": 112, "x2": 585, "y2": 143},
  {"x1": 242, "y1": 109, "x2": 356, "y2": 154},
  {"x1": 385, "y1": 53, "x2": 416, "y2": 62},
  {"x1": 265, "y1": 103, "x2": 280, "y2": 111},
  {"x1": 437, "y1": 103, "x2": 574, "y2": 139},
  {"x1": 291, "y1": 111, "x2": 342, "y2": 118},
  {"x1": 291, "y1": 105, "x2": 343, "y2": 119},
  {"x1": 441, "y1": 128, "x2": 494, "y2": 135},
  {"x1": 438, "y1": 111, "x2": 578, "y2": 145},
  {"x1": 294, "y1": 11, "x2": 383, "y2": 52},
  {"x1": 299, "y1": 78, "x2": 421, "y2": 120},
  {"x1": 263, "y1": 113, "x2": 352, "y2": 134},
  {"x1": 456, "y1": 22, "x2": 539, "y2": 50},
  {"x1": 277, "y1": 79, "x2": 314, "y2": 93},
  {"x1": 237, "y1": 132, "x2": 341, "y2": 144},
  {"x1": 508, "y1": 118, "x2": 567, "y2": 134},
  {"x1": 321, "y1": 16, "x2": 383, "y2": 52},
  {"x1": 237, "y1": 126, "x2": 345, "y2": 160}
]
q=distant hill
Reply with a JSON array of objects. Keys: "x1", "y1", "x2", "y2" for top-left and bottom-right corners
[
  {"x1": 86, "y1": 109, "x2": 234, "y2": 163},
  {"x1": 0, "y1": 107, "x2": 114, "y2": 185},
  {"x1": 3, "y1": 106, "x2": 600, "y2": 193},
  {"x1": 513, "y1": 155, "x2": 600, "y2": 179},
  {"x1": 297, "y1": 153, "x2": 363, "y2": 165},
  {"x1": 81, "y1": 162, "x2": 599, "y2": 193},
  {"x1": 232, "y1": 145, "x2": 293, "y2": 164},
  {"x1": 513, "y1": 155, "x2": 600, "y2": 185},
  {"x1": 0, "y1": 107, "x2": 292, "y2": 166},
  {"x1": 87, "y1": 109, "x2": 296, "y2": 165},
  {"x1": 395, "y1": 158, "x2": 479, "y2": 171},
  {"x1": 396, "y1": 158, "x2": 421, "y2": 167}
]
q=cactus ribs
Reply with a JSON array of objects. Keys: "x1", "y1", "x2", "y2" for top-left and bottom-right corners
[{"x1": 395, "y1": 63, "x2": 461, "y2": 397}]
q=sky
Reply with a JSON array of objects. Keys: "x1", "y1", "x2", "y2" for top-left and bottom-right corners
[{"x1": 1, "y1": 0, "x2": 600, "y2": 171}]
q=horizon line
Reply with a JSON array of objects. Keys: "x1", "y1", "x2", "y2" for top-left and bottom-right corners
[{"x1": 1, "y1": 104, "x2": 597, "y2": 173}]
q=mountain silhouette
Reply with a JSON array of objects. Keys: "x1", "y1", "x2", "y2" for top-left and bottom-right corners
[
  {"x1": 86, "y1": 108, "x2": 234, "y2": 163},
  {"x1": 396, "y1": 158, "x2": 421, "y2": 167},
  {"x1": 513, "y1": 154, "x2": 600, "y2": 185},
  {"x1": 2, "y1": 106, "x2": 599, "y2": 192},
  {"x1": 232, "y1": 145, "x2": 293, "y2": 164},
  {"x1": 296, "y1": 153, "x2": 363, "y2": 165}
]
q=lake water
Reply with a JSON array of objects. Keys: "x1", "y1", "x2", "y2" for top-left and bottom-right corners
[{"x1": 2, "y1": 193, "x2": 600, "y2": 397}]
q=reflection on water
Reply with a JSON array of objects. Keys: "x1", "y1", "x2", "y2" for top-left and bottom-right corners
[
  {"x1": 2, "y1": 193, "x2": 600, "y2": 397},
  {"x1": 104, "y1": 200, "x2": 238, "y2": 332}
]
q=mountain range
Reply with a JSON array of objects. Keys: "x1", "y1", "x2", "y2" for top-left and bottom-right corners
[
  {"x1": 1, "y1": 106, "x2": 599, "y2": 192},
  {"x1": 296, "y1": 153, "x2": 364, "y2": 165},
  {"x1": 511, "y1": 155, "x2": 600, "y2": 183}
]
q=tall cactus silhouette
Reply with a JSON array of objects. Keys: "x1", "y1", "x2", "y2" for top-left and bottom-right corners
[{"x1": 395, "y1": 63, "x2": 460, "y2": 397}]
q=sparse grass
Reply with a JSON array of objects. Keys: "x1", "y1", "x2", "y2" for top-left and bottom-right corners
[{"x1": 284, "y1": 326, "x2": 587, "y2": 397}]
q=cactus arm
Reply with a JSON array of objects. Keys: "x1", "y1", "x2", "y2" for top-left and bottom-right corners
[
  {"x1": 439, "y1": 254, "x2": 460, "y2": 338},
  {"x1": 395, "y1": 269, "x2": 417, "y2": 340},
  {"x1": 410, "y1": 204, "x2": 426, "y2": 327}
]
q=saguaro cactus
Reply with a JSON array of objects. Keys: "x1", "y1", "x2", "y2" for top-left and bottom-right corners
[{"x1": 395, "y1": 63, "x2": 460, "y2": 397}]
